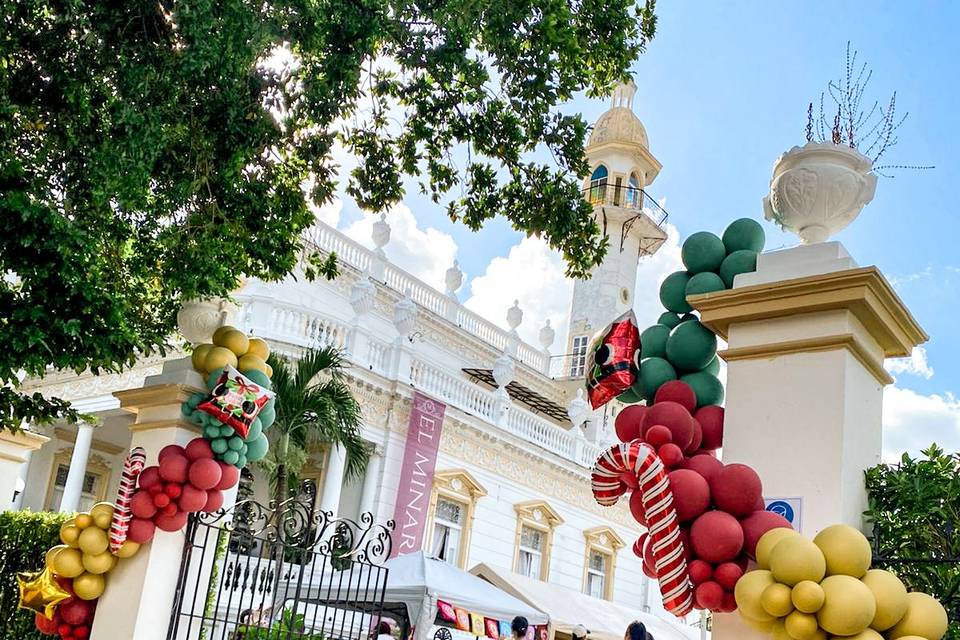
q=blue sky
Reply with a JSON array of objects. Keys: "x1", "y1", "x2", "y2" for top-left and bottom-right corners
[{"x1": 329, "y1": 1, "x2": 960, "y2": 457}]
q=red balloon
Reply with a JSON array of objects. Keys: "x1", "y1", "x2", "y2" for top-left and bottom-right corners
[
  {"x1": 691, "y1": 449, "x2": 718, "y2": 458},
  {"x1": 215, "y1": 463, "x2": 240, "y2": 491},
  {"x1": 178, "y1": 484, "x2": 209, "y2": 513},
  {"x1": 161, "y1": 503, "x2": 178, "y2": 516},
  {"x1": 164, "y1": 483, "x2": 183, "y2": 499},
  {"x1": 654, "y1": 380, "x2": 697, "y2": 413},
  {"x1": 130, "y1": 490, "x2": 158, "y2": 519},
  {"x1": 188, "y1": 458, "x2": 223, "y2": 491},
  {"x1": 73, "y1": 626, "x2": 90, "y2": 639},
  {"x1": 155, "y1": 509, "x2": 188, "y2": 532},
  {"x1": 152, "y1": 492, "x2": 171, "y2": 508},
  {"x1": 202, "y1": 489, "x2": 224, "y2": 513},
  {"x1": 694, "y1": 405, "x2": 724, "y2": 450},
  {"x1": 720, "y1": 591, "x2": 738, "y2": 613},
  {"x1": 694, "y1": 581, "x2": 724, "y2": 611},
  {"x1": 185, "y1": 437, "x2": 214, "y2": 461},
  {"x1": 35, "y1": 612, "x2": 58, "y2": 635},
  {"x1": 138, "y1": 466, "x2": 162, "y2": 491},
  {"x1": 714, "y1": 562, "x2": 744, "y2": 591},
  {"x1": 58, "y1": 624, "x2": 72, "y2": 638},
  {"x1": 642, "y1": 401, "x2": 695, "y2": 451},
  {"x1": 158, "y1": 453, "x2": 189, "y2": 484},
  {"x1": 59, "y1": 599, "x2": 92, "y2": 626},
  {"x1": 753, "y1": 495, "x2": 766, "y2": 511},
  {"x1": 733, "y1": 554, "x2": 749, "y2": 572},
  {"x1": 628, "y1": 490, "x2": 647, "y2": 527},
  {"x1": 632, "y1": 533, "x2": 646, "y2": 559},
  {"x1": 615, "y1": 405, "x2": 646, "y2": 443},
  {"x1": 682, "y1": 454, "x2": 724, "y2": 484},
  {"x1": 158, "y1": 444, "x2": 186, "y2": 462},
  {"x1": 620, "y1": 471, "x2": 639, "y2": 491},
  {"x1": 711, "y1": 464, "x2": 763, "y2": 518},
  {"x1": 668, "y1": 469, "x2": 711, "y2": 522},
  {"x1": 688, "y1": 559, "x2": 713, "y2": 585},
  {"x1": 740, "y1": 510, "x2": 793, "y2": 559},
  {"x1": 690, "y1": 511, "x2": 744, "y2": 563},
  {"x1": 128, "y1": 517, "x2": 156, "y2": 544},
  {"x1": 642, "y1": 536, "x2": 657, "y2": 578},
  {"x1": 687, "y1": 419, "x2": 703, "y2": 454},
  {"x1": 657, "y1": 443, "x2": 684, "y2": 468},
  {"x1": 644, "y1": 425, "x2": 673, "y2": 448},
  {"x1": 678, "y1": 526, "x2": 693, "y2": 562}
]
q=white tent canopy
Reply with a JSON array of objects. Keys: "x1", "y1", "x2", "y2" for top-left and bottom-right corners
[{"x1": 470, "y1": 564, "x2": 703, "y2": 640}]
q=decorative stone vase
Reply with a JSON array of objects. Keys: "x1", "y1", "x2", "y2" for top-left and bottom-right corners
[
  {"x1": 176, "y1": 298, "x2": 239, "y2": 345},
  {"x1": 763, "y1": 142, "x2": 877, "y2": 244}
]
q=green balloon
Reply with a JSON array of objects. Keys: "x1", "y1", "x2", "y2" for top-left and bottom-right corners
[
  {"x1": 719, "y1": 250, "x2": 758, "y2": 288},
  {"x1": 245, "y1": 434, "x2": 269, "y2": 461},
  {"x1": 681, "y1": 371, "x2": 725, "y2": 408},
  {"x1": 617, "y1": 386, "x2": 644, "y2": 405},
  {"x1": 245, "y1": 418, "x2": 263, "y2": 442},
  {"x1": 228, "y1": 435, "x2": 244, "y2": 451},
  {"x1": 666, "y1": 320, "x2": 718, "y2": 372},
  {"x1": 722, "y1": 218, "x2": 765, "y2": 254},
  {"x1": 641, "y1": 325, "x2": 670, "y2": 359},
  {"x1": 685, "y1": 272, "x2": 726, "y2": 297},
  {"x1": 241, "y1": 369, "x2": 271, "y2": 390},
  {"x1": 203, "y1": 424, "x2": 220, "y2": 440},
  {"x1": 638, "y1": 357, "x2": 677, "y2": 401},
  {"x1": 681, "y1": 231, "x2": 726, "y2": 274},
  {"x1": 658, "y1": 312, "x2": 682, "y2": 329},
  {"x1": 704, "y1": 355, "x2": 721, "y2": 376},
  {"x1": 219, "y1": 424, "x2": 234, "y2": 437},
  {"x1": 680, "y1": 313, "x2": 698, "y2": 323},
  {"x1": 222, "y1": 450, "x2": 240, "y2": 465},
  {"x1": 206, "y1": 368, "x2": 225, "y2": 390},
  {"x1": 659, "y1": 271, "x2": 693, "y2": 313},
  {"x1": 259, "y1": 402, "x2": 276, "y2": 429},
  {"x1": 187, "y1": 392, "x2": 206, "y2": 409},
  {"x1": 211, "y1": 437, "x2": 228, "y2": 454},
  {"x1": 235, "y1": 454, "x2": 248, "y2": 469},
  {"x1": 181, "y1": 402, "x2": 194, "y2": 418}
]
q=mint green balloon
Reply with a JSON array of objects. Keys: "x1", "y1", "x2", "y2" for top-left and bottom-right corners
[
  {"x1": 641, "y1": 325, "x2": 670, "y2": 359},
  {"x1": 681, "y1": 371, "x2": 725, "y2": 408},
  {"x1": 211, "y1": 437, "x2": 228, "y2": 454},
  {"x1": 722, "y1": 218, "x2": 765, "y2": 254},
  {"x1": 719, "y1": 250, "x2": 758, "y2": 288},
  {"x1": 219, "y1": 424, "x2": 234, "y2": 437},
  {"x1": 685, "y1": 272, "x2": 726, "y2": 296},
  {"x1": 203, "y1": 424, "x2": 220, "y2": 440},
  {"x1": 245, "y1": 419, "x2": 263, "y2": 442},
  {"x1": 222, "y1": 450, "x2": 240, "y2": 465},
  {"x1": 658, "y1": 312, "x2": 682, "y2": 329},
  {"x1": 258, "y1": 402, "x2": 276, "y2": 429},
  {"x1": 241, "y1": 369, "x2": 271, "y2": 390},
  {"x1": 660, "y1": 271, "x2": 693, "y2": 313},
  {"x1": 666, "y1": 320, "x2": 718, "y2": 372},
  {"x1": 638, "y1": 357, "x2": 677, "y2": 401},
  {"x1": 187, "y1": 392, "x2": 206, "y2": 409},
  {"x1": 681, "y1": 232, "x2": 725, "y2": 274},
  {"x1": 206, "y1": 368, "x2": 225, "y2": 390},
  {"x1": 228, "y1": 435, "x2": 244, "y2": 451},
  {"x1": 245, "y1": 434, "x2": 269, "y2": 462},
  {"x1": 235, "y1": 454, "x2": 248, "y2": 469}
]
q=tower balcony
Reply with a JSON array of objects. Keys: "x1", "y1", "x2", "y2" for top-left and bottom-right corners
[
  {"x1": 585, "y1": 182, "x2": 669, "y2": 226},
  {"x1": 584, "y1": 181, "x2": 669, "y2": 257}
]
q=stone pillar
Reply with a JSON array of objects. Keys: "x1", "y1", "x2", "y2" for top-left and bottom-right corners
[
  {"x1": 90, "y1": 357, "x2": 239, "y2": 640},
  {"x1": 59, "y1": 421, "x2": 95, "y2": 513},
  {"x1": 358, "y1": 448, "x2": 384, "y2": 518},
  {"x1": 689, "y1": 243, "x2": 926, "y2": 639},
  {"x1": 391, "y1": 291, "x2": 418, "y2": 385},
  {"x1": 492, "y1": 353, "x2": 515, "y2": 427},
  {"x1": 319, "y1": 444, "x2": 347, "y2": 517},
  {"x1": 0, "y1": 429, "x2": 49, "y2": 509}
]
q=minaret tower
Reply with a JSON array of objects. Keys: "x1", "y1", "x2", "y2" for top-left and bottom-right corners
[{"x1": 564, "y1": 79, "x2": 668, "y2": 377}]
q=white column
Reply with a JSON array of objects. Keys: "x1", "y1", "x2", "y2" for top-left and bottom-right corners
[
  {"x1": 0, "y1": 429, "x2": 49, "y2": 510},
  {"x1": 319, "y1": 444, "x2": 347, "y2": 517},
  {"x1": 59, "y1": 421, "x2": 95, "y2": 513},
  {"x1": 358, "y1": 449, "x2": 384, "y2": 518}
]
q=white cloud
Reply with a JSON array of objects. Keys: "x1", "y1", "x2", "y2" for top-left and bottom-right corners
[
  {"x1": 882, "y1": 385, "x2": 960, "y2": 461},
  {"x1": 464, "y1": 236, "x2": 573, "y2": 348},
  {"x1": 309, "y1": 197, "x2": 342, "y2": 228},
  {"x1": 885, "y1": 346, "x2": 934, "y2": 380},
  {"x1": 341, "y1": 203, "x2": 457, "y2": 290}
]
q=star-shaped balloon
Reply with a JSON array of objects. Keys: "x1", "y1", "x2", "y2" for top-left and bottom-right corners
[{"x1": 17, "y1": 568, "x2": 70, "y2": 620}]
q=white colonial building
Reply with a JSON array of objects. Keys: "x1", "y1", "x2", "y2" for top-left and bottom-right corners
[{"x1": 5, "y1": 83, "x2": 700, "y2": 639}]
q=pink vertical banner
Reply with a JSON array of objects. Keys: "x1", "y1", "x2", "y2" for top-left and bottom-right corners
[{"x1": 390, "y1": 391, "x2": 446, "y2": 558}]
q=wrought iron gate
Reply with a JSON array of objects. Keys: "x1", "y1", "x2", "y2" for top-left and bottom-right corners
[{"x1": 168, "y1": 481, "x2": 394, "y2": 640}]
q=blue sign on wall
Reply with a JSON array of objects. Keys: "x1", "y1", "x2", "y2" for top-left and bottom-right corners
[{"x1": 764, "y1": 497, "x2": 803, "y2": 532}]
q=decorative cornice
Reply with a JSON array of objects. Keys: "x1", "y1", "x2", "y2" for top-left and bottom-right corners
[
  {"x1": 514, "y1": 499, "x2": 564, "y2": 527},
  {"x1": 434, "y1": 469, "x2": 488, "y2": 499},
  {"x1": 0, "y1": 430, "x2": 50, "y2": 463},
  {"x1": 114, "y1": 384, "x2": 204, "y2": 413},
  {"x1": 584, "y1": 525, "x2": 626, "y2": 552},
  {"x1": 688, "y1": 266, "x2": 927, "y2": 357},
  {"x1": 54, "y1": 427, "x2": 126, "y2": 456}
]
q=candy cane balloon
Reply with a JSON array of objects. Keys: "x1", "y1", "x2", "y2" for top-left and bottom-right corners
[
  {"x1": 110, "y1": 447, "x2": 147, "y2": 553},
  {"x1": 592, "y1": 441, "x2": 694, "y2": 617}
]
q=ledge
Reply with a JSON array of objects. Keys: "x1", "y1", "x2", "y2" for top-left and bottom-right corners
[
  {"x1": 687, "y1": 266, "x2": 927, "y2": 358},
  {"x1": 114, "y1": 383, "x2": 204, "y2": 414}
]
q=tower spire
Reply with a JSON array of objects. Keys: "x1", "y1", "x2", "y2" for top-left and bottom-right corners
[{"x1": 610, "y1": 78, "x2": 637, "y2": 110}]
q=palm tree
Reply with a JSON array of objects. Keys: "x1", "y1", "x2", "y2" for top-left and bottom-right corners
[{"x1": 261, "y1": 346, "x2": 369, "y2": 511}]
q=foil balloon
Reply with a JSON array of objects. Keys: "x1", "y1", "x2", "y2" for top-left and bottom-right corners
[
  {"x1": 585, "y1": 310, "x2": 641, "y2": 409},
  {"x1": 16, "y1": 568, "x2": 71, "y2": 620}
]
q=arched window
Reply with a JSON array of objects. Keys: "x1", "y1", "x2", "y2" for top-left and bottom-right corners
[
  {"x1": 589, "y1": 165, "x2": 608, "y2": 204},
  {"x1": 627, "y1": 173, "x2": 641, "y2": 208}
]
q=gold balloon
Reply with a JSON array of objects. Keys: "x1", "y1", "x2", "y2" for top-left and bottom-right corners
[
  {"x1": 82, "y1": 550, "x2": 117, "y2": 575},
  {"x1": 220, "y1": 329, "x2": 250, "y2": 357},
  {"x1": 60, "y1": 522, "x2": 80, "y2": 548},
  {"x1": 246, "y1": 337, "x2": 270, "y2": 361},
  {"x1": 756, "y1": 528, "x2": 799, "y2": 570},
  {"x1": 735, "y1": 569, "x2": 777, "y2": 624},
  {"x1": 16, "y1": 568, "x2": 71, "y2": 619},
  {"x1": 741, "y1": 615, "x2": 774, "y2": 632},
  {"x1": 78, "y1": 526, "x2": 109, "y2": 555},
  {"x1": 784, "y1": 611, "x2": 819, "y2": 640},
  {"x1": 237, "y1": 353, "x2": 268, "y2": 375},
  {"x1": 813, "y1": 524, "x2": 872, "y2": 578},
  {"x1": 792, "y1": 580, "x2": 826, "y2": 613},
  {"x1": 887, "y1": 592, "x2": 948, "y2": 640},
  {"x1": 212, "y1": 325, "x2": 239, "y2": 346},
  {"x1": 74, "y1": 513, "x2": 93, "y2": 529},
  {"x1": 264, "y1": 362, "x2": 273, "y2": 378},
  {"x1": 72, "y1": 572, "x2": 106, "y2": 601},
  {"x1": 839, "y1": 629, "x2": 884, "y2": 640},
  {"x1": 90, "y1": 502, "x2": 115, "y2": 530},
  {"x1": 860, "y1": 569, "x2": 908, "y2": 631},
  {"x1": 191, "y1": 343, "x2": 214, "y2": 372},
  {"x1": 52, "y1": 547, "x2": 85, "y2": 579},
  {"x1": 816, "y1": 575, "x2": 876, "y2": 636},
  {"x1": 45, "y1": 545, "x2": 67, "y2": 571},
  {"x1": 770, "y1": 536, "x2": 826, "y2": 586},
  {"x1": 761, "y1": 582, "x2": 795, "y2": 617},
  {"x1": 770, "y1": 619, "x2": 791, "y2": 640},
  {"x1": 114, "y1": 539, "x2": 141, "y2": 559},
  {"x1": 204, "y1": 346, "x2": 238, "y2": 372}
]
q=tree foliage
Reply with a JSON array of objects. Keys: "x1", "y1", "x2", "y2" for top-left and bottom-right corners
[
  {"x1": 864, "y1": 444, "x2": 960, "y2": 638},
  {"x1": 0, "y1": 0, "x2": 656, "y2": 431}
]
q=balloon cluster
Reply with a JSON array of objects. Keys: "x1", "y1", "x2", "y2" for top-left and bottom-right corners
[
  {"x1": 737, "y1": 525, "x2": 949, "y2": 640},
  {"x1": 125, "y1": 439, "x2": 241, "y2": 544},
  {"x1": 191, "y1": 326, "x2": 273, "y2": 380},
  {"x1": 34, "y1": 578, "x2": 97, "y2": 639},
  {"x1": 618, "y1": 218, "x2": 765, "y2": 408},
  {"x1": 614, "y1": 380, "x2": 792, "y2": 614}
]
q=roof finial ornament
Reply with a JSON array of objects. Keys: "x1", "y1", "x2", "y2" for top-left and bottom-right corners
[{"x1": 611, "y1": 78, "x2": 637, "y2": 110}]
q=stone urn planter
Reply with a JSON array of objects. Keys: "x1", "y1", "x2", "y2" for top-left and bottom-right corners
[
  {"x1": 176, "y1": 297, "x2": 240, "y2": 345},
  {"x1": 763, "y1": 142, "x2": 877, "y2": 244}
]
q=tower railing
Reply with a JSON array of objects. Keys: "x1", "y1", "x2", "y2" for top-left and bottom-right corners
[{"x1": 585, "y1": 181, "x2": 669, "y2": 227}]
